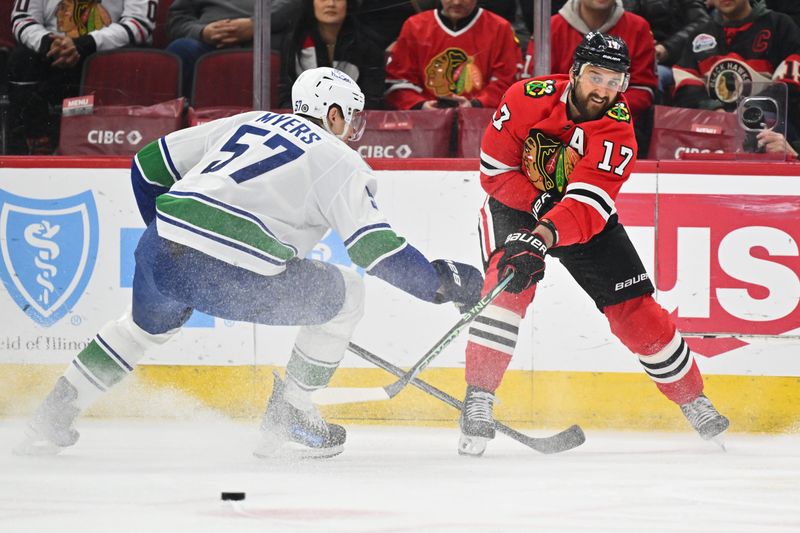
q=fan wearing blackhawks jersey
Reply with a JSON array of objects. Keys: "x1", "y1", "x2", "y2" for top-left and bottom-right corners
[
  {"x1": 672, "y1": 0, "x2": 800, "y2": 155},
  {"x1": 384, "y1": 0, "x2": 521, "y2": 110},
  {"x1": 16, "y1": 67, "x2": 483, "y2": 459},
  {"x1": 458, "y1": 33, "x2": 729, "y2": 457}
]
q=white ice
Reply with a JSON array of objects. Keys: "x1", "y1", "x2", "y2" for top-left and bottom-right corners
[{"x1": 1, "y1": 419, "x2": 798, "y2": 533}]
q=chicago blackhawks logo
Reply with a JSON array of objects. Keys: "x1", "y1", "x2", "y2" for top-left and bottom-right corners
[
  {"x1": 605, "y1": 102, "x2": 631, "y2": 123},
  {"x1": 522, "y1": 130, "x2": 580, "y2": 194},
  {"x1": 56, "y1": 0, "x2": 112, "y2": 38},
  {"x1": 707, "y1": 59, "x2": 755, "y2": 103},
  {"x1": 424, "y1": 48, "x2": 483, "y2": 96},
  {"x1": 523, "y1": 79, "x2": 556, "y2": 98}
]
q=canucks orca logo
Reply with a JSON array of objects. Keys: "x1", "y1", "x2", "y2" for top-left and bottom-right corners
[{"x1": 0, "y1": 190, "x2": 99, "y2": 326}]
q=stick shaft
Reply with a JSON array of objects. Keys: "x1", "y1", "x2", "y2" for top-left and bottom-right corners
[
  {"x1": 384, "y1": 272, "x2": 514, "y2": 398},
  {"x1": 348, "y1": 342, "x2": 585, "y2": 454}
]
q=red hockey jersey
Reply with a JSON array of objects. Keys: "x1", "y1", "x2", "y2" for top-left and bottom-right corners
[
  {"x1": 480, "y1": 75, "x2": 637, "y2": 246},
  {"x1": 385, "y1": 8, "x2": 521, "y2": 109},
  {"x1": 522, "y1": 12, "x2": 657, "y2": 123}
]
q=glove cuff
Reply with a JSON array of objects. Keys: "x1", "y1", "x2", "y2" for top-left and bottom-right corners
[{"x1": 537, "y1": 219, "x2": 558, "y2": 247}]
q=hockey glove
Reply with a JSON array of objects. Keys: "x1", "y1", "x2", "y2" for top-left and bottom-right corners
[
  {"x1": 497, "y1": 230, "x2": 548, "y2": 293},
  {"x1": 431, "y1": 259, "x2": 484, "y2": 313},
  {"x1": 531, "y1": 191, "x2": 557, "y2": 222}
]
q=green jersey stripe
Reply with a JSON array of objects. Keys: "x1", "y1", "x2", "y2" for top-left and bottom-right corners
[
  {"x1": 346, "y1": 229, "x2": 407, "y2": 269},
  {"x1": 286, "y1": 348, "x2": 338, "y2": 390},
  {"x1": 76, "y1": 340, "x2": 129, "y2": 388},
  {"x1": 135, "y1": 140, "x2": 176, "y2": 188},
  {"x1": 156, "y1": 194, "x2": 296, "y2": 261}
]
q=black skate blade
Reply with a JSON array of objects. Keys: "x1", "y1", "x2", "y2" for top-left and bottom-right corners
[
  {"x1": 253, "y1": 432, "x2": 343, "y2": 460},
  {"x1": 253, "y1": 442, "x2": 343, "y2": 460}
]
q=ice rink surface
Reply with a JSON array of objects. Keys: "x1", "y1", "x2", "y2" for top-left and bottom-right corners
[{"x1": 1, "y1": 418, "x2": 798, "y2": 533}]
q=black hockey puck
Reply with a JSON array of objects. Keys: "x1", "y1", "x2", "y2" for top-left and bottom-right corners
[{"x1": 221, "y1": 492, "x2": 246, "y2": 501}]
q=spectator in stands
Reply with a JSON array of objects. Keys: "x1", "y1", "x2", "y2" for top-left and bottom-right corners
[
  {"x1": 165, "y1": 1, "x2": 301, "y2": 97},
  {"x1": 8, "y1": 0, "x2": 154, "y2": 154},
  {"x1": 385, "y1": 0, "x2": 521, "y2": 110},
  {"x1": 280, "y1": 0, "x2": 385, "y2": 110},
  {"x1": 166, "y1": 0, "x2": 253, "y2": 98},
  {"x1": 356, "y1": 0, "x2": 437, "y2": 50},
  {"x1": 522, "y1": 0, "x2": 658, "y2": 152},
  {"x1": 622, "y1": 0, "x2": 709, "y2": 98},
  {"x1": 672, "y1": 0, "x2": 800, "y2": 155}
]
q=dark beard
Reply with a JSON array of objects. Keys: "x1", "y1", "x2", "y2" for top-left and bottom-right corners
[{"x1": 568, "y1": 87, "x2": 608, "y2": 123}]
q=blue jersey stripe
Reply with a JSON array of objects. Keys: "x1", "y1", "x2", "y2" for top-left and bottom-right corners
[
  {"x1": 159, "y1": 138, "x2": 182, "y2": 181},
  {"x1": 344, "y1": 223, "x2": 392, "y2": 247},
  {"x1": 96, "y1": 334, "x2": 134, "y2": 372}
]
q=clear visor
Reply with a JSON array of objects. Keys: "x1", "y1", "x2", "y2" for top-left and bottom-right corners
[
  {"x1": 346, "y1": 110, "x2": 366, "y2": 142},
  {"x1": 579, "y1": 64, "x2": 629, "y2": 92}
]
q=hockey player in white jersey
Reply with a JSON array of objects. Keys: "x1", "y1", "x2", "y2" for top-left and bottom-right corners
[{"x1": 17, "y1": 67, "x2": 483, "y2": 459}]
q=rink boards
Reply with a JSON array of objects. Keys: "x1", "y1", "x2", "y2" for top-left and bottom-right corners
[{"x1": 0, "y1": 158, "x2": 798, "y2": 432}]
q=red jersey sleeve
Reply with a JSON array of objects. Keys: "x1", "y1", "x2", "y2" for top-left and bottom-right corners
[
  {"x1": 385, "y1": 19, "x2": 428, "y2": 110},
  {"x1": 546, "y1": 106, "x2": 638, "y2": 246},
  {"x1": 479, "y1": 81, "x2": 549, "y2": 212},
  {"x1": 472, "y1": 21, "x2": 521, "y2": 108}
]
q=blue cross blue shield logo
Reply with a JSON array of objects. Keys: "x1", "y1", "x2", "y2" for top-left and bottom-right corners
[{"x1": 0, "y1": 190, "x2": 99, "y2": 326}]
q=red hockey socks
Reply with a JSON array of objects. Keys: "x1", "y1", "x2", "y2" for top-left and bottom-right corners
[{"x1": 605, "y1": 295, "x2": 703, "y2": 405}]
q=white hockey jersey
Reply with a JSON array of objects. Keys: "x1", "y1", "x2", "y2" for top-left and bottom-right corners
[{"x1": 135, "y1": 111, "x2": 407, "y2": 276}]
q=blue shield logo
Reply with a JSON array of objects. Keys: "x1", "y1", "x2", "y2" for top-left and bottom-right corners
[
  {"x1": 0, "y1": 190, "x2": 99, "y2": 326},
  {"x1": 309, "y1": 229, "x2": 364, "y2": 276}
]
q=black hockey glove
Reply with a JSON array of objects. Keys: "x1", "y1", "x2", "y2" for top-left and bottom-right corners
[
  {"x1": 531, "y1": 191, "x2": 557, "y2": 222},
  {"x1": 431, "y1": 259, "x2": 484, "y2": 312},
  {"x1": 497, "y1": 230, "x2": 548, "y2": 293}
]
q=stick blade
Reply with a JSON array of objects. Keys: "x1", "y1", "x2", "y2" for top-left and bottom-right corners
[
  {"x1": 311, "y1": 386, "x2": 391, "y2": 405},
  {"x1": 528, "y1": 424, "x2": 586, "y2": 454}
]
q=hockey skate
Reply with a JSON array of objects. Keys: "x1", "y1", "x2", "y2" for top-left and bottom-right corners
[
  {"x1": 458, "y1": 385, "x2": 497, "y2": 457},
  {"x1": 254, "y1": 371, "x2": 346, "y2": 459},
  {"x1": 14, "y1": 377, "x2": 81, "y2": 456},
  {"x1": 680, "y1": 394, "x2": 729, "y2": 446}
]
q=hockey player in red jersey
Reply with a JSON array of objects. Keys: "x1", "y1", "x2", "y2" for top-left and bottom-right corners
[{"x1": 458, "y1": 32, "x2": 730, "y2": 456}]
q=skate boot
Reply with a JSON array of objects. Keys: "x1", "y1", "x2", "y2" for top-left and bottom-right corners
[
  {"x1": 14, "y1": 377, "x2": 81, "y2": 455},
  {"x1": 458, "y1": 385, "x2": 496, "y2": 457},
  {"x1": 680, "y1": 394, "x2": 730, "y2": 443},
  {"x1": 254, "y1": 371, "x2": 346, "y2": 459}
]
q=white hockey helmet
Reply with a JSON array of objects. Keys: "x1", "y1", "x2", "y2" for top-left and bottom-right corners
[{"x1": 292, "y1": 67, "x2": 367, "y2": 141}]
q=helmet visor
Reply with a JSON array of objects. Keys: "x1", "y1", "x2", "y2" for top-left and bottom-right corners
[
  {"x1": 347, "y1": 110, "x2": 367, "y2": 142},
  {"x1": 579, "y1": 63, "x2": 629, "y2": 92}
]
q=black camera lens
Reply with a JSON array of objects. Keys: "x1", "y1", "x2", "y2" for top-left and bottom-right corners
[{"x1": 742, "y1": 106, "x2": 764, "y2": 129}]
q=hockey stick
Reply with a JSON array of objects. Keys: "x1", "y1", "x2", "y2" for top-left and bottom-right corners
[
  {"x1": 312, "y1": 272, "x2": 514, "y2": 405},
  {"x1": 347, "y1": 342, "x2": 586, "y2": 454}
]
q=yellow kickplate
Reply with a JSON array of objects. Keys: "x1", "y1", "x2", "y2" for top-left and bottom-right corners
[{"x1": 2, "y1": 364, "x2": 798, "y2": 433}]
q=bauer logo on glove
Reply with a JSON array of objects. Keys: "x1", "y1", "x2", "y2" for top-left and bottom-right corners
[{"x1": 521, "y1": 130, "x2": 580, "y2": 194}]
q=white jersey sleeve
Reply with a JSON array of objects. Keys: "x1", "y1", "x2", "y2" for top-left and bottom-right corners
[{"x1": 307, "y1": 152, "x2": 408, "y2": 271}]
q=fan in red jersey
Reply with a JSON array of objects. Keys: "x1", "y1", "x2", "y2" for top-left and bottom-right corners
[
  {"x1": 458, "y1": 32, "x2": 730, "y2": 457},
  {"x1": 384, "y1": 0, "x2": 521, "y2": 110}
]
